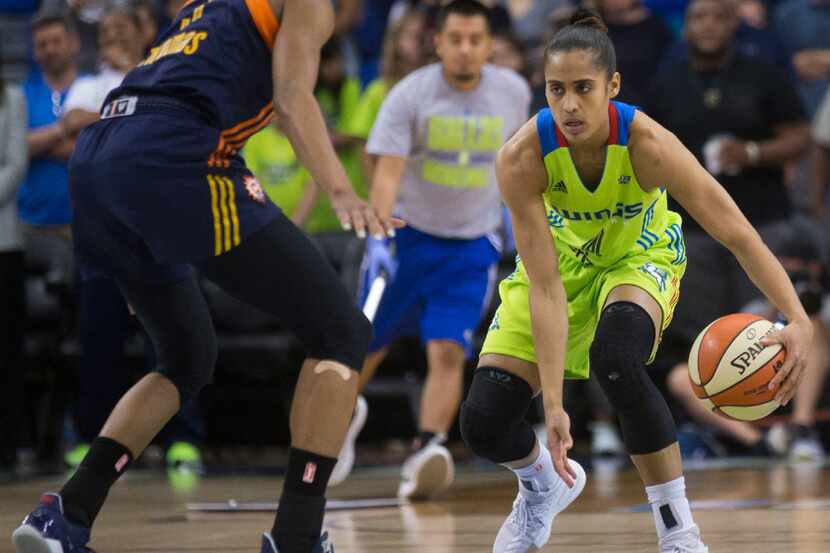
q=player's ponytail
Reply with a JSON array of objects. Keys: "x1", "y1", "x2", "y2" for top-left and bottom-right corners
[{"x1": 545, "y1": 8, "x2": 616, "y2": 79}]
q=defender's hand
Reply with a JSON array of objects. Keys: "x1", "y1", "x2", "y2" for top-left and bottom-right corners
[
  {"x1": 330, "y1": 189, "x2": 403, "y2": 238},
  {"x1": 762, "y1": 318, "x2": 813, "y2": 405},
  {"x1": 546, "y1": 406, "x2": 577, "y2": 487}
]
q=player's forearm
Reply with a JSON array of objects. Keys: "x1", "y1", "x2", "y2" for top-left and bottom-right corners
[
  {"x1": 728, "y1": 227, "x2": 809, "y2": 325},
  {"x1": 274, "y1": 92, "x2": 352, "y2": 198},
  {"x1": 529, "y1": 281, "x2": 569, "y2": 408}
]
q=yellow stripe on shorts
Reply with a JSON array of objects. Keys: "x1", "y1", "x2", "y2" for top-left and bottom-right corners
[
  {"x1": 207, "y1": 175, "x2": 223, "y2": 256},
  {"x1": 217, "y1": 176, "x2": 231, "y2": 252},
  {"x1": 222, "y1": 176, "x2": 241, "y2": 248}
]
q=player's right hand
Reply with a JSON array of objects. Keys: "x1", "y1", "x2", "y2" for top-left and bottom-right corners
[
  {"x1": 330, "y1": 189, "x2": 403, "y2": 239},
  {"x1": 366, "y1": 237, "x2": 398, "y2": 282},
  {"x1": 546, "y1": 406, "x2": 577, "y2": 488}
]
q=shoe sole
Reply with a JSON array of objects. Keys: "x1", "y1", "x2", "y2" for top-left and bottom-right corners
[
  {"x1": 12, "y1": 526, "x2": 61, "y2": 553},
  {"x1": 399, "y1": 449, "x2": 454, "y2": 501},
  {"x1": 329, "y1": 397, "x2": 369, "y2": 487}
]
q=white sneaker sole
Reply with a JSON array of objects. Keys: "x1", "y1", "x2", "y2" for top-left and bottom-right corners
[
  {"x1": 330, "y1": 396, "x2": 369, "y2": 487},
  {"x1": 12, "y1": 526, "x2": 63, "y2": 553},
  {"x1": 398, "y1": 446, "x2": 454, "y2": 501}
]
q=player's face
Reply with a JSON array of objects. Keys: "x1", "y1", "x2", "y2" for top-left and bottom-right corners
[
  {"x1": 33, "y1": 24, "x2": 78, "y2": 77},
  {"x1": 684, "y1": 0, "x2": 737, "y2": 57},
  {"x1": 545, "y1": 50, "x2": 620, "y2": 144},
  {"x1": 435, "y1": 14, "x2": 492, "y2": 83}
]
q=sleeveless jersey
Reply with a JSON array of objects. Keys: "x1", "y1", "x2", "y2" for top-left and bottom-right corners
[
  {"x1": 536, "y1": 101, "x2": 683, "y2": 269},
  {"x1": 111, "y1": 0, "x2": 279, "y2": 168}
]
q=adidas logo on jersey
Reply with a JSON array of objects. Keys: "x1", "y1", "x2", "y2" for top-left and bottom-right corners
[
  {"x1": 551, "y1": 180, "x2": 568, "y2": 193},
  {"x1": 618, "y1": 175, "x2": 631, "y2": 184}
]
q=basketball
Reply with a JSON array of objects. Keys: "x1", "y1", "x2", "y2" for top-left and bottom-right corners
[{"x1": 688, "y1": 313, "x2": 786, "y2": 421}]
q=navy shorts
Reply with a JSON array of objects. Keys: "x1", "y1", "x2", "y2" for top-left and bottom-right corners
[{"x1": 70, "y1": 95, "x2": 281, "y2": 284}]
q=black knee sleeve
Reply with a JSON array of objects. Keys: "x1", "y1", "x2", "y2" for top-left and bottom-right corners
[
  {"x1": 306, "y1": 303, "x2": 371, "y2": 372},
  {"x1": 590, "y1": 301, "x2": 676, "y2": 455},
  {"x1": 124, "y1": 277, "x2": 218, "y2": 402},
  {"x1": 460, "y1": 367, "x2": 536, "y2": 463},
  {"x1": 155, "y1": 324, "x2": 217, "y2": 401}
]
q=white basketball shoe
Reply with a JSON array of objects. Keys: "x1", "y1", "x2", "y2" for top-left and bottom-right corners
[
  {"x1": 329, "y1": 395, "x2": 369, "y2": 487},
  {"x1": 493, "y1": 459, "x2": 586, "y2": 553},
  {"x1": 397, "y1": 436, "x2": 454, "y2": 500},
  {"x1": 659, "y1": 525, "x2": 709, "y2": 553}
]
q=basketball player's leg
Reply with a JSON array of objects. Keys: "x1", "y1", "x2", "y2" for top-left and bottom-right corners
[
  {"x1": 51, "y1": 272, "x2": 216, "y2": 530},
  {"x1": 462, "y1": 353, "x2": 584, "y2": 552},
  {"x1": 594, "y1": 284, "x2": 706, "y2": 551},
  {"x1": 195, "y1": 214, "x2": 371, "y2": 552}
]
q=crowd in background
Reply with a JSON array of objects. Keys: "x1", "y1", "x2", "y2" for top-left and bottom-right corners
[{"x1": 1, "y1": 0, "x2": 830, "y2": 477}]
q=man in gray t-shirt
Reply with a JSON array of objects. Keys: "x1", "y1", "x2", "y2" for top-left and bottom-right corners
[{"x1": 332, "y1": 0, "x2": 530, "y2": 498}]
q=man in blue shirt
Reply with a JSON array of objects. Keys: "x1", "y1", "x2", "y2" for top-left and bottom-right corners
[{"x1": 19, "y1": 11, "x2": 80, "y2": 283}]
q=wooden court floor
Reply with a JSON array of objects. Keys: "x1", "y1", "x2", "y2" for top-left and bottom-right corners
[{"x1": 2, "y1": 460, "x2": 830, "y2": 552}]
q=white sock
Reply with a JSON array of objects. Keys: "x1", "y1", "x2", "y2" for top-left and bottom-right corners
[
  {"x1": 509, "y1": 444, "x2": 559, "y2": 494},
  {"x1": 645, "y1": 477, "x2": 696, "y2": 539}
]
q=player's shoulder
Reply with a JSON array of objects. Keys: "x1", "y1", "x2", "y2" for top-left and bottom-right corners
[
  {"x1": 628, "y1": 110, "x2": 676, "y2": 167},
  {"x1": 483, "y1": 64, "x2": 530, "y2": 96},
  {"x1": 499, "y1": 115, "x2": 541, "y2": 162}
]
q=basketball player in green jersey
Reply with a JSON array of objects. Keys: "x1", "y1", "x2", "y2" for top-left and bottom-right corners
[{"x1": 458, "y1": 9, "x2": 813, "y2": 553}]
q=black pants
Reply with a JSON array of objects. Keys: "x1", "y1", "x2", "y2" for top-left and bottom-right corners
[
  {"x1": 114, "y1": 214, "x2": 370, "y2": 402},
  {"x1": 77, "y1": 276, "x2": 205, "y2": 445},
  {"x1": 0, "y1": 250, "x2": 25, "y2": 466}
]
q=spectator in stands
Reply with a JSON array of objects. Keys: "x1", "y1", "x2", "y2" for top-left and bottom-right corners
[
  {"x1": 132, "y1": 0, "x2": 160, "y2": 54},
  {"x1": 0, "y1": 48, "x2": 29, "y2": 476},
  {"x1": 19, "y1": 11, "x2": 79, "y2": 293},
  {"x1": 775, "y1": 0, "x2": 830, "y2": 117},
  {"x1": 492, "y1": 0, "x2": 573, "y2": 51},
  {"x1": 648, "y1": 0, "x2": 824, "y2": 460},
  {"x1": 489, "y1": 32, "x2": 527, "y2": 77},
  {"x1": 63, "y1": 0, "x2": 107, "y2": 73},
  {"x1": 660, "y1": 0, "x2": 789, "y2": 73},
  {"x1": 596, "y1": 0, "x2": 674, "y2": 107},
  {"x1": 343, "y1": 9, "x2": 426, "y2": 181}
]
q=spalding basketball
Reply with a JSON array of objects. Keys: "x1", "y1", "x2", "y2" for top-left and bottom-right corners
[{"x1": 688, "y1": 313, "x2": 786, "y2": 421}]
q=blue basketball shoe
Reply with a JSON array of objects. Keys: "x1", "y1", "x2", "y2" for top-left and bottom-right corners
[
  {"x1": 12, "y1": 493, "x2": 92, "y2": 553},
  {"x1": 260, "y1": 531, "x2": 334, "y2": 553}
]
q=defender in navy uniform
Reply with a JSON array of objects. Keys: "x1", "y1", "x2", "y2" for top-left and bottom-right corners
[{"x1": 12, "y1": 1, "x2": 398, "y2": 553}]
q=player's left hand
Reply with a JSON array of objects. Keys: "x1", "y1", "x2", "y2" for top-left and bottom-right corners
[
  {"x1": 330, "y1": 189, "x2": 404, "y2": 239},
  {"x1": 546, "y1": 406, "x2": 577, "y2": 488},
  {"x1": 762, "y1": 318, "x2": 813, "y2": 406}
]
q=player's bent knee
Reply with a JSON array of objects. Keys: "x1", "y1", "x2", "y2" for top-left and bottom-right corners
[
  {"x1": 156, "y1": 323, "x2": 218, "y2": 401},
  {"x1": 589, "y1": 302, "x2": 655, "y2": 412},
  {"x1": 460, "y1": 367, "x2": 536, "y2": 463},
  {"x1": 590, "y1": 301, "x2": 676, "y2": 455},
  {"x1": 308, "y1": 304, "x2": 371, "y2": 373}
]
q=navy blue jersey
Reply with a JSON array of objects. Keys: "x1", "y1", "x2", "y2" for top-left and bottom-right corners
[{"x1": 111, "y1": 0, "x2": 279, "y2": 168}]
